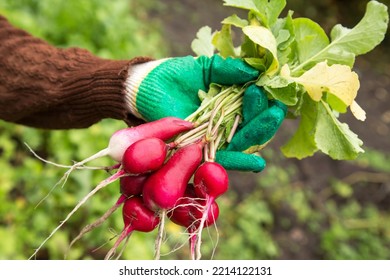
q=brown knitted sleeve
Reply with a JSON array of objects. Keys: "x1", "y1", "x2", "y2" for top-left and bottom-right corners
[{"x1": 0, "y1": 15, "x2": 152, "y2": 129}]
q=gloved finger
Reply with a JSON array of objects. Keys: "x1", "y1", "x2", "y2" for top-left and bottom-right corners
[
  {"x1": 215, "y1": 150, "x2": 266, "y2": 173},
  {"x1": 226, "y1": 101, "x2": 287, "y2": 152},
  {"x1": 241, "y1": 84, "x2": 269, "y2": 127},
  {"x1": 196, "y1": 55, "x2": 259, "y2": 87}
]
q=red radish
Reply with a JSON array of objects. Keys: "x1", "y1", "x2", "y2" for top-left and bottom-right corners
[
  {"x1": 121, "y1": 196, "x2": 160, "y2": 232},
  {"x1": 122, "y1": 138, "x2": 168, "y2": 174},
  {"x1": 192, "y1": 161, "x2": 229, "y2": 260},
  {"x1": 142, "y1": 141, "x2": 204, "y2": 212},
  {"x1": 168, "y1": 185, "x2": 219, "y2": 260},
  {"x1": 105, "y1": 196, "x2": 160, "y2": 260},
  {"x1": 170, "y1": 191, "x2": 219, "y2": 260},
  {"x1": 169, "y1": 186, "x2": 219, "y2": 229},
  {"x1": 30, "y1": 118, "x2": 193, "y2": 259},
  {"x1": 170, "y1": 199, "x2": 219, "y2": 228},
  {"x1": 194, "y1": 161, "x2": 229, "y2": 200},
  {"x1": 142, "y1": 141, "x2": 204, "y2": 260},
  {"x1": 120, "y1": 174, "x2": 149, "y2": 197}
]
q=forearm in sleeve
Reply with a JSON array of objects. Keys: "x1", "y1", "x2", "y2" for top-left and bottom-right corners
[{"x1": 0, "y1": 15, "x2": 152, "y2": 129}]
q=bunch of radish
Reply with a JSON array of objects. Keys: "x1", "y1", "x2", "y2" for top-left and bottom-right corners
[{"x1": 30, "y1": 116, "x2": 230, "y2": 260}]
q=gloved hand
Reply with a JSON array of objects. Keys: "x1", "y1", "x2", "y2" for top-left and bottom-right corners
[
  {"x1": 125, "y1": 55, "x2": 259, "y2": 121},
  {"x1": 125, "y1": 55, "x2": 286, "y2": 172}
]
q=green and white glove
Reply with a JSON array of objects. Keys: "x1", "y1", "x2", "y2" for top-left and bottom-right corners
[
  {"x1": 125, "y1": 55, "x2": 286, "y2": 172},
  {"x1": 125, "y1": 55, "x2": 259, "y2": 121}
]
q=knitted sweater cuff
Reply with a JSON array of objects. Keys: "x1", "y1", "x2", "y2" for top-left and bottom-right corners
[{"x1": 54, "y1": 56, "x2": 154, "y2": 129}]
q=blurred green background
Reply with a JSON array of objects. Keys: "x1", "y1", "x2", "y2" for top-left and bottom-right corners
[{"x1": 0, "y1": 0, "x2": 389, "y2": 260}]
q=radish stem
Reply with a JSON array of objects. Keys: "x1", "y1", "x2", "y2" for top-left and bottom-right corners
[
  {"x1": 227, "y1": 115, "x2": 241, "y2": 143},
  {"x1": 105, "y1": 225, "x2": 133, "y2": 260}
]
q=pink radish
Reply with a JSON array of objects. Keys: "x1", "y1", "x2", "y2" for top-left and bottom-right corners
[
  {"x1": 142, "y1": 141, "x2": 204, "y2": 212},
  {"x1": 122, "y1": 138, "x2": 169, "y2": 174},
  {"x1": 108, "y1": 117, "x2": 193, "y2": 162},
  {"x1": 105, "y1": 196, "x2": 160, "y2": 260},
  {"x1": 120, "y1": 174, "x2": 149, "y2": 197},
  {"x1": 64, "y1": 117, "x2": 193, "y2": 173}
]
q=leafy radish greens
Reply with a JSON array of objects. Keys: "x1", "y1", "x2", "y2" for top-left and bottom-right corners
[{"x1": 191, "y1": 0, "x2": 388, "y2": 160}]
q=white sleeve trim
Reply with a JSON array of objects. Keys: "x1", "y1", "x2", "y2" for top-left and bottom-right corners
[{"x1": 123, "y1": 58, "x2": 168, "y2": 119}]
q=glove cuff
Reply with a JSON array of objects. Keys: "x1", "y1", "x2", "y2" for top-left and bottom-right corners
[{"x1": 124, "y1": 59, "x2": 168, "y2": 120}]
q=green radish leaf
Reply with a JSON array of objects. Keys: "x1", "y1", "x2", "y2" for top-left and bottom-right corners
[
  {"x1": 223, "y1": 0, "x2": 258, "y2": 12},
  {"x1": 191, "y1": 26, "x2": 215, "y2": 57},
  {"x1": 265, "y1": 82, "x2": 298, "y2": 106},
  {"x1": 212, "y1": 24, "x2": 237, "y2": 57},
  {"x1": 292, "y1": 17, "x2": 329, "y2": 72},
  {"x1": 198, "y1": 89, "x2": 208, "y2": 102},
  {"x1": 243, "y1": 25, "x2": 279, "y2": 75},
  {"x1": 222, "y1": 14, "x2": 248, "y2": 28},
  {"x1": 241, "y1": 34, "x2": 258, "y2": 58},
  {"x1": 258, "y1": 73, "x2": 298, "y2": 106},
  {"x1": 275, "y1": 29, "x2": 290, "y2": 47},
  {"x1": 223, "y1": 0, "x2": 267, "y2": 26},
  {"x1": 281, "y1": 94, "x2": 318, "y2": 159},
  {"x1": 265, "y1": 0, "x2": 286, "y2": 27},
  {"x1": 315, "y1": 101, "x2": 364, "y2": 160},
  {"x1": 273, "y1": 11, "x2": 298, "y2": 67},
  {"x1": 264, "y1": 84, "x2": 298, "y2": 106},
  {"x1": 223, "y1": 0, "x2": 286, "y2": 27},
  {"x1": 223, "y1": 118, "x2": 235, "y2": 144},
  {"x1": 208, "y1": 83, "x2": 223, "y2": 98},
  {"x1": 292, "y1": 0, "x2": 389, "y2": 72},
  {"x1": 244, "y1": 57, "x2": 267, "y2": 71},
  {"x1": 314, "y1": 48, "x2": 355, "y2": 68},
  {"x1": 192, "y1": 0, "x2": 387, "y2": 161},
  {"x1": 326, "y1": 93, "x2": 348, "y2": 113},
  {"x1": 329, "y1": 1, "x2": 388, "y2": 57}
]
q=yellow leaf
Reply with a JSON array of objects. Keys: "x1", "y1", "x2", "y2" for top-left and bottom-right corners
[
  {"x1": 351, "y1": 100, "x2": 366, "y2": 121},
  {"x1": 286, "y1": 62, "x2": 360, "y2": 106}
]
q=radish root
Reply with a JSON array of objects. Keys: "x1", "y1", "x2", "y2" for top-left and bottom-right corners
[
  {"x1": 29, "y1": 169, "x2": 125, "y2": 260},
  {"x1": 65, "y1": 194, "x2": 126, "y2": 258},
  {"x1": 154, "y1": 210, "x2": 166, "y2": 260}
]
